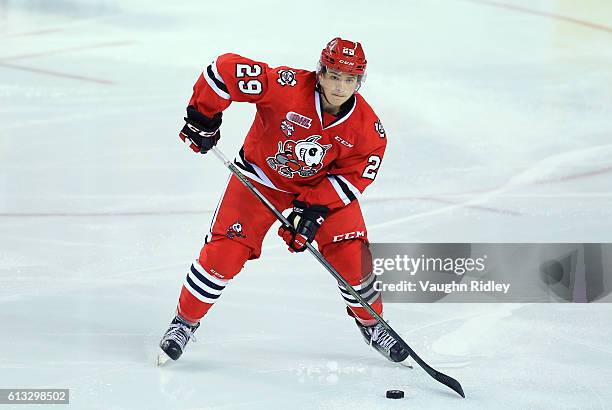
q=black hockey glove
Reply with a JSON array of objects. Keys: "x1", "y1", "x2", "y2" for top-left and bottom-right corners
[
  {"x1": 179, "y1": 106, "x2": 222, "y2": 154},
  {"x1": 278, "y1": 200, "x2": 329, "y2": 253}
]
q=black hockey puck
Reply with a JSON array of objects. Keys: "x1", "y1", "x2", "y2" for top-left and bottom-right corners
[{"x1": 386, "y1": 390, "x2": 404, "y2": 399}]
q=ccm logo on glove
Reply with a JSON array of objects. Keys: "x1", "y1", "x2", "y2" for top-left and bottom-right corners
[
  {"x1": 278, "y1": 200, "x2": 329, "y2": 252},
  {"x1": 179, "y1": 106, "x2": 222, "y2": 154}
]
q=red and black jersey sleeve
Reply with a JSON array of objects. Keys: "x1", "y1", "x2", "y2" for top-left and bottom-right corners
[
  {"x1": 188, "y1": 53, "x2": 272, "y2": 117},
  {"x1": 298, "y1": 117, "x2": 387, "y2": 211}
]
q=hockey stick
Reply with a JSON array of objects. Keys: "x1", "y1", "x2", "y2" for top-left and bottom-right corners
[{"x1": 209, "y1": 146, "x2": 465, "y2": 398}]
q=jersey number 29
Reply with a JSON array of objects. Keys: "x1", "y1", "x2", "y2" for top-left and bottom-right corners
[{"x1": 236, "y1": 64, "x2": 262, "y2": 95}]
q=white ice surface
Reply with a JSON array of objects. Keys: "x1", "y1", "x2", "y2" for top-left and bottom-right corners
[{"x1": 1, "y1": 0, "x2": 611, "y2": 409}]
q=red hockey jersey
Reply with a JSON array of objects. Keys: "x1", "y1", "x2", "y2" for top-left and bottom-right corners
[{"x1": 189, "y1": 53, "x2": 387, "y2": 210}]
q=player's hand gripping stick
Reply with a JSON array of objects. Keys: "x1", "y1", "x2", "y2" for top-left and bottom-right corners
[
  {"x1": 179, "y1": 106, "x2": 222, "y2": 154},
  {"x1": 278, "y1": 200, "x2": 329, "y2": 252}
]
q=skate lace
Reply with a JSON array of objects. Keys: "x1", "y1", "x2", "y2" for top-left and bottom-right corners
[
  {"x1": 166, "y1": 323, "x2": 197, "y2": 347},
  {"x1": 371, "y1": 324, "x2": 396, "y2": 352}
]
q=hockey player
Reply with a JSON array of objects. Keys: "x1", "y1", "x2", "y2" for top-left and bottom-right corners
[{"x1": 159, "y1": 38, "x2": 409, "y2": 365}]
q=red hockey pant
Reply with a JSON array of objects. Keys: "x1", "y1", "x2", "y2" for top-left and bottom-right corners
[{"x1": 177, "y1": 175, "x2": 382, "y2": 326}]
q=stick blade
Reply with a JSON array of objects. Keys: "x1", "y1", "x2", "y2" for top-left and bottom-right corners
[{"x1": 434, "y1": 371, "x2": 465, "y2": 398}]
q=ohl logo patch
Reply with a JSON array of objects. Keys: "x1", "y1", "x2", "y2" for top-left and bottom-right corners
[{"x1": 266, "y1": 135, "x2": 332, "y2": 178}]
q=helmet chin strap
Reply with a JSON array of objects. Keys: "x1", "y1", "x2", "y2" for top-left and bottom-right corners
[
  {"x1": 321, "y1": 90, "x2": 334, "y2": 107},
  {"x1": 319, "y1": 88, "x2": 342, "y2": 115}
]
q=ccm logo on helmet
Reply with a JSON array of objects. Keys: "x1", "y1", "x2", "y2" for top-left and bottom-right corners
[
  {"x1": 332, "y1": 230, "x2": 366, "y2": 242},
  {"x1": 339, "y1": 60, "x2": 355, "y2": 66}
]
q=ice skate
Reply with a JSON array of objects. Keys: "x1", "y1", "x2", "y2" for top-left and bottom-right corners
[
  {"x1": 157, "y1": 316, "x2": 200, "y2": 365},
  {"x1": 356, "y1": 320, "x2": 412, "y2": 367}
]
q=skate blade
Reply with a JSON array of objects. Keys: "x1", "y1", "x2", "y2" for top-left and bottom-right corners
[
  {"x1": 399, "y1": 356, "x2": 413, "y2": 369},
  {"x1": 156, "y1": 350, "x2": 172, "y2": 366}
]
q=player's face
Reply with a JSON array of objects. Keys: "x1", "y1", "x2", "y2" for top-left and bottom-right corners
[{"x1": 319, "y1": 69, "x2": 359, "y2": 107}]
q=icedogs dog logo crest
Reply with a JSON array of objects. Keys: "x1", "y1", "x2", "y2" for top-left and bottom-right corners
[{"x1": 266, "y1": 135, "x2": 332, "y2": 178}]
